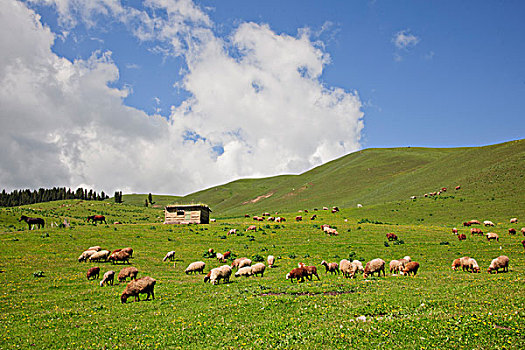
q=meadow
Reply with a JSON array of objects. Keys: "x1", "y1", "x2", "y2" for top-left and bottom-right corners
[{"x1": 0, "y1": 197, "x2": 524, "y2": 349}]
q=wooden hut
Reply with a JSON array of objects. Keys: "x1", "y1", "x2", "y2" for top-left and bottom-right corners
[{"x1": 164, "y1": 204, "x2": 212, "y2": 224}]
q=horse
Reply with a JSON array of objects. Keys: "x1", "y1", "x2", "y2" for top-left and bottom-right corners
[
  {"x1": 19, "y1": 215, "x2": 45, "y2": 230},
  {"x1": 87, "y1": 215, "x2": 107, "y2": 224}
]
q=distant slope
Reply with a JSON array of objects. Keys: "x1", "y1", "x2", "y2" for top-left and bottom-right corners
[{"x1": 179, "y1": 139, "x2": 525, "y2": 217}]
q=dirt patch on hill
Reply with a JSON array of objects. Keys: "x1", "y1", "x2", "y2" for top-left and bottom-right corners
[{"x1": 242, "y1": 192, "x2": 274, "y2": 205}]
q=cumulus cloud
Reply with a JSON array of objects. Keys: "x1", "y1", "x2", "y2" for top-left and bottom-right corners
[
  {"x1": 392, "y1": 29, "x2": 419, "y2": 50},
  {"x1": 0, "y1": 0, "x2": 363, "y2": 195}
]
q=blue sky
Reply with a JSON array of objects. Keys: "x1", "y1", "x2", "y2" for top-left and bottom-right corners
[{"x1": 1, "y1": 0, "x2": 524, "y2": 194}]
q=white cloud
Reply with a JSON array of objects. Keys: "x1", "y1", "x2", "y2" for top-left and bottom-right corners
[
  {"x1": 0, "y1": 0, "x2": 364, "y2": 195},
  {"x1": 392, "y1": 29, "x2": 419, "y2": 50}
]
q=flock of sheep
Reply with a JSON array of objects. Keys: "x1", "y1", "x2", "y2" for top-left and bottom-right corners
[{"x1": 78, "y1": 212, "x2": 520, "y2": 303}]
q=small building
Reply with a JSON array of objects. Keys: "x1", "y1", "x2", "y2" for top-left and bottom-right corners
[{"x1": 164, "y1": 204, "x2": 212, "y2": 224}]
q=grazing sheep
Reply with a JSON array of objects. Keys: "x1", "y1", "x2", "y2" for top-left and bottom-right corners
[
  {"x1": 396, "y1": 258, "x2": 409, "y2": 273},
  {"x1": 389, "y1": 260, "x2": 401, "y2": 274},
  {"x1": 349, "y1": 260, "x2": 364, "y2": 278},
  {"x1": 228, "y1": 229, "x2": 237, "y2": 235},
  {"x1": 458, "y1": 233, "x2": 466, "y2": 241},
  {"x1": 458, "y1": 257, "x2": 480, "y2": 273},
  {"x1": 510, "y1": 218, "x2": 518, "y2": 224},
  {"x1": 231, "y1": 257, "x2": 248, "y2": 269},
  {"x1": 402, "y1": 256, "x2": 411, "y2": 262},
  {"x1": 121, "y1": 247, "x2": 133, "y2": 257},
  {"x1": 340, "y1": 259, "x2": 352, "y2": 278},
  {"x1": 486, "y1": 232, "x2": 499, "y2": 241},
  {"x1": 286, "y1": 267, "x2": 308, "y2": 283},
  {"x1": 118, "y1": 266, "x2": 139, "y2": 283},
  {"x1": 521, "y1": 227, "x2": 525, "y2": 236},
  {"x1": 108, "y1": 250, "x2": 131, "y2": 264},
  {"x1": 235, "y1": 266, "x2": 253, "y2": 278},
  {"x1": 206, "y1": 265, "x2": 232, "y2": 285},
  {"x1": 508, "y1": 228, "x2": 516, "y2": 235},
  {"x1": 451, "y1": 258, "x2": 461, "y2": 270},
  {"x1": 468, "y1": 220, "x2": 481, "y2": 225},
  {"x1": 185, "y1": 261, "x2": 206, "y2": 274},
  {"x1": 87, "y1": 246, "x2": 102, "y2": 252},
  {"x1": 121, "y1": 276, "x2": 156, "y2": 303},
  {"x1": 78, "y1": 250, "x2": 98, "y2": 262},
  {"x1": 251, "y1": 263, "x2": 266, "y2": 277},
  {"x1": 463, "y1": 222, "x2": 471, "y2": 227},
  {"x1": 363, "y1": 259, "x2": 386, "y2": 278},
  {"x1": 321, "y1": 260, "x2": 339, "y2": 274},
  {"x1": 455, "y1": 185, "x2": 461, "y2": 190},
  {"x1": 89, "y1": 250, "x2": 110, "y2": 262},
  {"x1": 163, "y1": 251, "x2": 176, "y2": 262},
  {"x1": 483, "y1": 220, "x2": 495, "y2": 227},
  {"x1": 100, "y1": 270, "x2": 115, "y2": 286},
  {"x1": 487, "y1": 256, "x2": 509, "y2": 274},
  {"x1": 216, "y1": 253, "x2": 225, "y2": 262},
  {"x1": 298, "y1": 263, "x2": 320, "y2": 281},
  {"x1": 238, "y1": 258, "x2": 252, "y2": 269},
  {"x1": 87, "y1": 267, "x2": 100, "y2": 280},
  {"x1": 470, "y1": 228, "x2": 483, "y2": 235},
  {"x1": 386, "y1": 233, "x2": 398, "y2": 241},
  {"x1": 401, "y1": 262, "x2": 420, "y2": 276},
  {"x1": 521, "y1": 239, "x2": 525, "y2": 249},
  {"x1": 325, "y1": 227, "x2": 339, "y2": 236},
  {"x1": 246, "y1": 225, "x2": 257, "y2": 231},
  {"x1": 452, "y1": 228, "x2": 458, "y2": 234},
  {"x1": 267, "y1": 255, "x2": 275, "y2": 268},
  {"x1": 223, "y1": 251, "x2": 231, "y2": 260}
]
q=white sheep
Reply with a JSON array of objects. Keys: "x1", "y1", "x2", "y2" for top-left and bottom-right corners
[
  {"x1": 267, "y1": 255, "x2": 275, "y2": 268},
  {"x1": 402, "y1": 256, "x2": 411, "y2": 263},
  {"x1": 185, "y1": 261, "x2": 206, "y2": 274},
  {"x1": 78, "y1": 250, "x2": 97, "y2": 262},
  {"x1": 348, "y1": 260, "x2": 364, "y2": 278},
  {"x1": 100, "y1": 270, "x2": 115, "y2": 287},
  {"x1": 207, "y1": 265, "x2": 232, "y2": 285},
  {"x1": 339, "y1": 259, "x2": 352, "y2": 278},
  {"x1": 234, "y1": 266, "x2": 253, "y2": 278},
  {"x1": 238, "y1": 258, "x2": 252, "y2": 269},
  {"x1": 216, "y1": 253, "x2": 225, "y2": 262},
  {"x1": 487, "y1": 255, "x2": 509, "y2": 274},
  {"x1": 389, "y1": 260, "x2": 401, "y2": 274},
  {"x1": 457, "y1": 257, "x2": 480, "y2": 273},
  {"x1": 163, "y1": 251, "x2": 176, "y2": 262},
  {"x1": 483, "y1": 220, "x2": 495, "y2": 227},
  {"x1": 89, "y1": 250, "x2": 110, "y2": 262},
  {"x1": 251, "y1": 263, "x2": 266, "y2": 277},
  {"x1": 363, "y1": 258, "x2": 385, "y2": 278},
  {"x1": 87, "y1": 246, "x2": 102, "y2": 252}
]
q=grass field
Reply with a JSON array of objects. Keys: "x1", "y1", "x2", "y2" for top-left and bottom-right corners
[
  {"x1": 0, "y1": 198, "x2": 524, "y2": 349},
  {"x1": 1, "y1": 141, "x2": 524, "y2": 349}
]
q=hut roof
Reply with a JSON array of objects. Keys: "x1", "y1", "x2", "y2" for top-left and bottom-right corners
[{"x1": 165, "y1": 204, "x2": 212, "y2": 211}]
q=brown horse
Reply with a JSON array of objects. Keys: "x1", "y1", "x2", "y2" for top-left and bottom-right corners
[
  {"x1": 19, "y1": 215, "x2": 45, "y2": 230},
  {"x1": 87, "y1": 215, "x2": 107, "y2": 224}
]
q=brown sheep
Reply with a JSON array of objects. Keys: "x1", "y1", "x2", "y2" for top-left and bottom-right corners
[
  {"x1": 118, "y1": 266, "x2": 139, "y2": 283},
  {"x1": 108, "y1": 250, "x2": 131, "y2": 264},
  {"x1": 463, "y1": 222, "x2": 471, "y2": 227},
  {"x1": 298, "y1": 263, "x2": 320, "y2": 281},
  {"x1": 452, "y1": 228, "x2": 458, "y2": 234},
  {"x1": 401, "y1": 262, "x2": 420, "y2": 276},
  {"x1": 246, "y1": 225, "x2": 257, "y2": 231},
  {"x1": 458, "y1": 233, "x2": 466, "y2": 241},
  {"x1": 487, "y1": 256, "x2": 509, "y2": 274},
  {"x1": 510, "y1": 218, "x2": 518, "y2": 224},
  {"x1": 386, "y1": 233, "x2": 398, "y2": 241},
  {"x1": 87, "y1": 267, "x2": 100, "y2": 280},
  {"x1": 295, "y1": 216, "x2": 303, "y2": 221},
  {"x1": 508, "y1": 228, "x2": 516, "y2": 235},
  {"x1": 363, "y1": 259, "x2": 386, "y2": 278},
  {"x1": 121, "y1": 276, "x2": 156, "y2": 303},
  {"x1": 486, "y1": 232, "x2": 499, "y2": 241},
  {"x1": 521, "y1": 240, "x2": 525, "y2": 249},
  {"x1": 286, "y1": 267, "x2": 308, "y2": 283},
  {"x1": 451, "y1": 258, "x2": 461, "y2": 270},
  {"x1": 470, "y1": 228, "x2": 483, "y2": 235},
  {"x1": 231, "y1": 257, "x2": 248, "y2": 269},
  {"x1": 521, "y1": 227, "x2": 525, "y2": 236},
  {"x1": 321, "y1": 260, "x2": 339, "y2": 274},
  {"x1": 468, "y1": 220, "x2": 481, "y2": 225}
]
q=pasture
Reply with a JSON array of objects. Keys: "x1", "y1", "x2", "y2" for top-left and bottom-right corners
[{"x1": 0, "y1": 200, "x2": 524, "y2": 349}]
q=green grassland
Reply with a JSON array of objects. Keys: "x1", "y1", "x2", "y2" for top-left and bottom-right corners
[{"x1": 1, "y1": 140, "x2": 524, "y2": 349}]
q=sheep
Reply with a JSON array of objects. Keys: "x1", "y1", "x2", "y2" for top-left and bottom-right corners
[
  {"x1": 386, "y1": 233, "x2": 398, "y2": 241},
  {"x1": 325, "y1": 228, "x2": 339, "y2": 236},
  {"x1": 486, "y1": 232, "x2": 499, "y2": 241},
  {"x1": 509, "y1": 228, "x2": 516, "y2": 235},
  {"x1": 522, "y1": 239, "x2": 525, "y2": 249},
  {"x1": 238, "y1": 258, "x2": 252, "y2": 269},
  {"x1": 246, "y1": 225, "x2": 257, "y2": 231},
  {"x1": 286, "y1": 267, "x2": 308, "y2": 283},
  {"x1": 400, "y1": 262, "x2": 420, "y2": 276},
  {"x1": 251, "y1": 263, "x2": 266, "y2": 277},
  {"x1": 267, "y1": 255, "x2": 275, "y2": 268},
  {"x1": 468, "y1": 220, "x2": 481, "y2": 225},
  {"x1": 483, "y1": 220, "x2": 495, "y2": 227},
  {"x1": 108, "y1": 250, "x2": 131, "y2": 264},
  {"x1": 363, "y1": 259, "x2": 386, "y2": 278},
  {"x1": 321, "y1": 260, "x2": 339, "y2": 274},
  {"x1": 396, "y1": 258, "x2": 409, "y2": 273},
  {"x1": 470, "y1": 228, "x2": 483, "y2": 235},
  {"x1": 223, "y1": 251, "x2": 231, "y2": 260},
  {"x1": 298, "y1": 263, "x2": 320, "y2": 280},
  {"x1": 163, "y1": 251, "x2": 176, "y2": 262},
  {"x1": 87, "y1": 246, "x2": 102, "y2": 252},
  {"x1": 487, "y1": 256, "x2": 509, "y2": 274},
  {"x1": 402, "y1": 256, "x2": 411, "y2": 262},
  {"x1": 78, "y1": 250, "x2": 98, "y2": 263},
  {"x1": 340, "y1": 259, "x2": 352, "y2": 278},
  {"x1": 87, "y1": 267, "x2": 100, "y2": 280},
  {"x1": 235, "y1": 266, "x2": 253, "y2": 278},
  {"x1": 231, "y1": 257, "x2": 248, "y2": 269},
  {"x1": 456, "y1": 257, "x2": 480, "y2": 273},
  {"x1": 389, "y1": 260, "x2": 401, "y2": 274},
  {"x1": 89, "y1": 250, "x2": 110, "y2": 262},
  {"x1": 452, "y1": 228, "x2": 458, "y2": 234},
  {"x1": 510, "y1": 218, "x2": 518, "y2": 224},
  {"x1": 118, "y1": 266, "x2": 139, "y2": 283},
  {"x1": 451, "y1": 258, "x2": 461, "y2": 270},
  {"x1": 521, "y1": 227, "x2": 525, "y2": 236},
  {"x1": 216, "y1": 253, "x2": 225, "y2": 262},
  {"x1": 349, "y1": 260, "x2": 364, "y2": 278},
  {"x1": 121, "y1": 276, "x2": 156, "y2": 303},
  {"x1": 100, "y1": 270, "x2": 115, "y2": 286},
  {"x1": 121, "y1": 247, "x2": 133, "y2": 258},
  {"x1": 185, "y1": 261, "x2": 206, "y2": 274},
  {"x1": 206, "y1": 265, "x2": 232, "y2": 285},
  {"x1": 228, "y1": 229, "x2": 237, "y2": 235},
  {"x1": 458, "y1": 233, "x2": 466, "y2": 241}
]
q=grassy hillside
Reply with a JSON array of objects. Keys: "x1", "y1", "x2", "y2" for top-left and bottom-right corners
[{"x1": 169, "y1": 139, "x2": 524, "y2": 222}]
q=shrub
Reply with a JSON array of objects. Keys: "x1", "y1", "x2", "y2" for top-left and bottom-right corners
[{"x1": 252, "y1": 254, "x2": 264, "y2": 262}]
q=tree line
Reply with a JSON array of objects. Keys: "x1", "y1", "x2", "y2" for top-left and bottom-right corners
[{"x1": 0, "y1": 187, "x2": 110, "y2": 207}]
